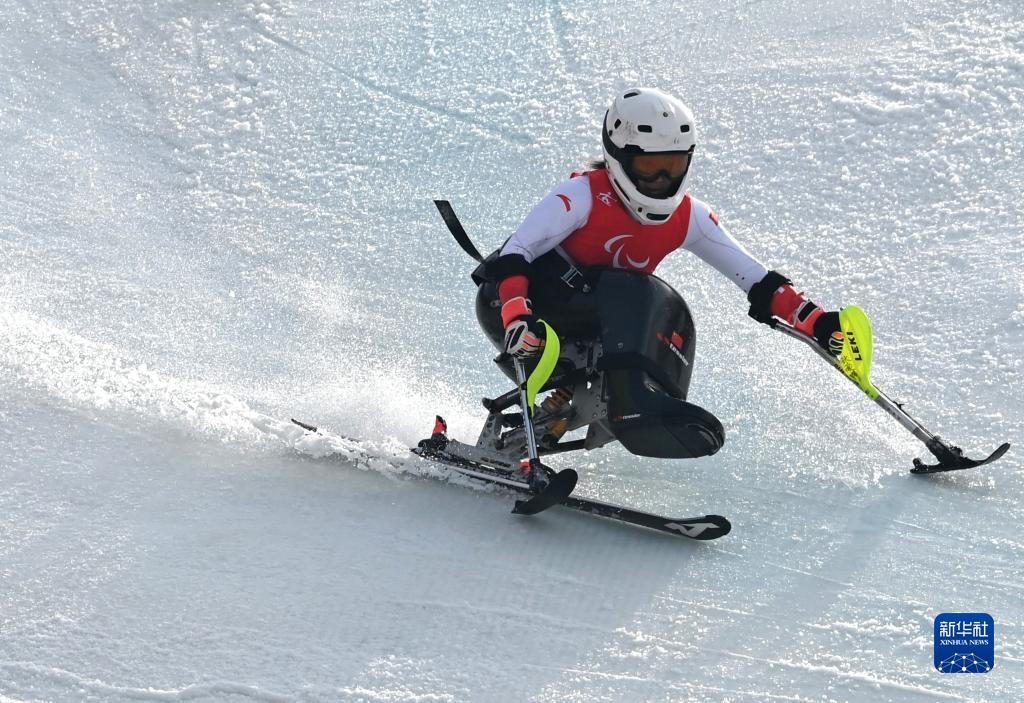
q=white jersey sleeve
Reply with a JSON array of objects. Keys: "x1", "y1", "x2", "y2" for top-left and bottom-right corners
[
  {"x1": 683, "y1": 197, "x2": 769, "y2": 294},
  {"x1": 500, "y1": 176, "x2": 593, "y2": 262}
]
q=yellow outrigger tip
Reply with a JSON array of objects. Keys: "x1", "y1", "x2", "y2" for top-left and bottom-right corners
[
  {"x1": 524, "y1": 321, "x2": 561, "y2": 414},
  {"x1": 838, "y1": 306, "x2": 879, "y2": 400}
]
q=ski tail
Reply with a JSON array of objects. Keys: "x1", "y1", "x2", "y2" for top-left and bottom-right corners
[{"x1": 561, "y1": 497, "x2": 732, "y2": 540}]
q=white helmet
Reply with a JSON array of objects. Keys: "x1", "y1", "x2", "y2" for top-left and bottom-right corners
[{"x1": 601, "y1": 87, "x2": 696, "y2": 224}]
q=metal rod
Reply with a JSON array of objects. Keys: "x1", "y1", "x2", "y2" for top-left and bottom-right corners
[{"x1": 512, "y1": 356, "x2": 541, "y2": 467}]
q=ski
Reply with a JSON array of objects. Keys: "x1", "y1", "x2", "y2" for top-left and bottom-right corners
[
  {"x1": 292, "y1": 418, "x2": 731, "y2": 540},
  {"x1": 909, "y1": 441, "x2": 1010, "y2": 475},
  {"x1": 413, "y1": 444, "x2": 730, "y2": 540}
]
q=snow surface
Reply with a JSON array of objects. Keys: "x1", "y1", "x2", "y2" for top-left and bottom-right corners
[{"x1": 1, "y1": 0, "x2": 1022, "y2": 701}]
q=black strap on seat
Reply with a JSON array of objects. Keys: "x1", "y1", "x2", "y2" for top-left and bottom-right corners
[
  {"x1": 488, "y1": 253, "x2": 531, "y2": 280},
  {"x1": 531, "y1": 249, "x2": 596, "y2": 294},
  {"x1": 434, "y1": 200, "x2": 484, "y2": 263}
]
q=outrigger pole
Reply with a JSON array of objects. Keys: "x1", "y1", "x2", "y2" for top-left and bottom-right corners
[{"x1": 772, "y1": 308, "x2": 1009, "y2": 473}]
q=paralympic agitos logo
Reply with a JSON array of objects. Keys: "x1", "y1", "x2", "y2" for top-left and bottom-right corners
[{"x1": 604, "y1": 234, "x2": 650, "y2": 270}]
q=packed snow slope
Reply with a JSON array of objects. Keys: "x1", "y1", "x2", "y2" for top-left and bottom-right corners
[{"x1": 2, "y1": 0, "x2": 1022, "y2": 701}]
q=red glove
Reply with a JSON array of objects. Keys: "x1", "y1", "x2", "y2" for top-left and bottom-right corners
[
  {"x1": 771, "y1": 285, "x2": 844, "y2": 356},
  {"x1": 501, "y1": 296, "x2": 545, "y2": 358}
]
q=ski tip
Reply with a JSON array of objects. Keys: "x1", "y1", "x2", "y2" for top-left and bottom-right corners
[
  {"x1": 511, "y1": 468, "x2": 578, "y2": 516},
  {"x1": 538, "y1": 467, "x2": 578, "y2": 494},
  {"x1": 990, "y1": 442, "x2": 1011, "y2": 462},
  {"x1": 558, "y1": 467, "x2": 579, "y2": 488},
  {"x1": 433, "y1": 415, "x2": 448, "y2": 435}
]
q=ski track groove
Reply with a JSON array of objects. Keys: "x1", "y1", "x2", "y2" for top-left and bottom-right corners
[
  {"x1": 0, "y1": 191, "x2": 59, "y2": 221},
  {"x1": 528, "y1": 661, "x2": 822, "y2": 702},
  {"x1": 383, "y1": 598, "x2": 611, "y2": 637},
  {"x1": 709, "y1": 650, "x2": 972, "y2": 702},
  {"x1": 655, "y1": 593, "x2": 924, "y2": 644},
  {"x1": 243, "y1": 20, "x2": 533, "y2": 146},
  {"x1": 543, "y1": 0, "x2": 575, "y2": 77},
  {"x1": 0, "y1": 662, "x2": 294, "y2": 703},
  {"x1": 413, "y1": 0, "x2": 438, "y2": 65}
]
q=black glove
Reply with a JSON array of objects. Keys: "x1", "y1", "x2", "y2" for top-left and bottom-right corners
[{"x1": 812, "y1": 311, "x2": 844, "y2": 357}]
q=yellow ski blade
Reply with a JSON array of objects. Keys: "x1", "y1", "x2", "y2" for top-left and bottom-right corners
[
  {"x1": 526, "y1": 321, "x2": 561, "y2": 414},
  {"x1": 838, "y1": 306, "x2": 879, "y2": 399}
]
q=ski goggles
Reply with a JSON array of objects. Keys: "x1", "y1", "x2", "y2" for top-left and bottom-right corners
[{"x1": 629, "y1": 151, "x2": 691, "y2": 180}]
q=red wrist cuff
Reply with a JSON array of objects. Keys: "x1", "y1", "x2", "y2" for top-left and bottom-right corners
[
  {"x1": 770, "y1": 284, "x2": 824, "y2": 334},
  {"x1": 501, "y1": 296, "x2": 532, "y2": 327},
  {"x1": 769, "y1": 284, "x2": 805, "y2": 321},
  {"x1": 498, "y1": 275, "x2": 529, "y2": 305}
]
